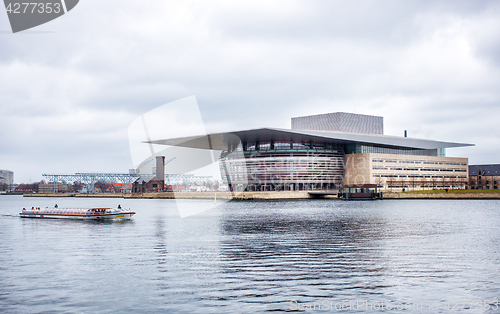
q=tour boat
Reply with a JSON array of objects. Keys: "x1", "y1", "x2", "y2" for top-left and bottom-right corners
[{"x1": 19, "y1": 206, "x2": 136, "y2": 220}]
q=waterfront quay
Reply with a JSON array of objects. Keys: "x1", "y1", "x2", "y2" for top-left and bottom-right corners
[{"x1": 22, "y1": 190, "x2": 500, "y2": 200}]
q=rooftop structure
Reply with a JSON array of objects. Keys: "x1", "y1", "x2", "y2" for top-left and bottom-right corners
[{"x1": 292, "y1": 112, "x2": 383, "y2": 134}]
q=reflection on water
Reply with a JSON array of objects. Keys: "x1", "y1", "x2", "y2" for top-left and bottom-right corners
[
  {"x1": 217, "y1": 209, "x2": 389, "y2": 311},
  {"x1": 1, "y1": 196, "x2": 500, "y2": 313}
]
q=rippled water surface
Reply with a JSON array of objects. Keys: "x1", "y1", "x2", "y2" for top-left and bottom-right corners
[{"x1": 1, "y1": 195, "x2": 500, "y2": 313}]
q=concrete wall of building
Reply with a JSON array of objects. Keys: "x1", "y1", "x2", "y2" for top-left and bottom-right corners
[
  {"x1": 344, "y1": 153, "x2": 469, "y2": 191},
  {"x1": 344, "y1": 154, "x2": 373, "y2": 185},
  {"x1": 156, "y1": 156, "x2": 165, "y2": 180}
]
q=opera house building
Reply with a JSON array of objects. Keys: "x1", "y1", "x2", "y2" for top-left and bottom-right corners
[{"x1": 150, "y1": 112, "x2": 473, "y2": 192}]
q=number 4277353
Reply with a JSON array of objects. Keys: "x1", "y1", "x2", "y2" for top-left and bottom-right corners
[{"x1": 5, "y1": 2, "x2": 62, "y2": 14}]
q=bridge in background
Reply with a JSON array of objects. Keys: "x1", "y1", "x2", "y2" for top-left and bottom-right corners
[{"x1": 42, "y1": 173, "x2": 213, "y2": 193}]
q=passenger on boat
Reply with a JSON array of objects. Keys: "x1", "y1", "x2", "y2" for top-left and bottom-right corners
[{"x1": 118, "y1": 205, "x2": 122, "y2": 209}]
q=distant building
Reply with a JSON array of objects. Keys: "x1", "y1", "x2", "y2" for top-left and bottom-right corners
[
  {"x1": 0, "y1": 170, "x2": 14, "y2": 190},
  {"x1": 105, "y1": 183, "x2": 132, "y2": 193},
  {"x1": 469, "y1": 164, "x2": 500, "y2": 189},
  {"x1": 15, "y1": 184, "x2": 37, "y2": 194},
  {"x1": 38, "y1": 183, "x2": 71, "y2": 194},
  {"x1": 133, "y1": 176, "x2": 164, "y2": 193},
  {"x1": 149, "y1": 112, "x2": 473, "y2": 192},
  {"x1": 132, "y1": 156, "x2": 165, "y2": 193}
]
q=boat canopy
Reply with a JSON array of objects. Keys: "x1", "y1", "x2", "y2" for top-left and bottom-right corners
[{"x1": 21, "y1": 208, "x2": 112, "y2": 214}]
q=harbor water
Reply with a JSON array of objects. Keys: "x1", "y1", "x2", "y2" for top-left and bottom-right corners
[{"x1": 1, "y1": 195, "x2": 499, "y2": 313}]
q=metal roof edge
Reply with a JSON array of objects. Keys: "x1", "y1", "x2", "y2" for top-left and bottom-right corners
[{"x1": 147, "y1": 127, "x2": 474, "y2": 150}]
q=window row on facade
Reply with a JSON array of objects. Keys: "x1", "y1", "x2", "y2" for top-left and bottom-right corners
[
  {"x1": 373, "y1": 159, "x2": 466, "y2": 166},
  {"x1": 345, "y1": 144, "x2": 444, "y2": 156},
  {"x1": 243, "y1": 141, "x2": 343, "y2": 151},
  {"x1": 373, "y1": 174, "x2": 467, "y2": 179},
  {"x1": 372, "y1": 166, "x2": 467, "y2": 172}
]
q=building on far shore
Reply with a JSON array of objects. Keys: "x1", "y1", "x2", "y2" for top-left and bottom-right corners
[
  {"x1": 132, "y1": 156, "x2": 165, "y2": 193},
  {"x1": 148, "y1": 112, "x2": 473, "y2": 192},
  {"x1": 38, "y1": 183, "x2": 71, "y2": 194},
  {"x1": 132, "y1": 176, "x2": 164, "y2": 193},
  {"x1": 468, "y1": 164, "x2": 500, "y2": 190},
  {"x1": 0, "y1": 170, "x2": 14, "y2": 191}
]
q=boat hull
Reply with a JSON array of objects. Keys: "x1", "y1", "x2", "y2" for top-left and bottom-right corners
[{"x1": 19, "y1": 212, "x2": 135, "y2": 220}]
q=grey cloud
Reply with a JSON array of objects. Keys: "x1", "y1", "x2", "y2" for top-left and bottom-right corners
[{"x1": 208, "y1": 0, "x2": 495, "y2": 44}]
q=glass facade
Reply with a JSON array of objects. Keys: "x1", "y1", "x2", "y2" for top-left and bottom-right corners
[
  {"x1": 345, "y1": 144, "x2": 442, "y2": 156},
  {"x1": 220, "y1": 141, "x2": 345, "y2": 191}
]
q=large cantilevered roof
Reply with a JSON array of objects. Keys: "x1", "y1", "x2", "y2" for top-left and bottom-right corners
[{"x1": 147, "y1": 128, "x2": 474, "y2": 151}]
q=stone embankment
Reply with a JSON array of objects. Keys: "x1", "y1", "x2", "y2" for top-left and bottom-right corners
[
  {"x1": 383, "y1": 192, "x2": 500, "y2": 199},
  {"x1": 23, "y1": 191, "x2": 500, "y2": 200},
  {"x1": 128, "y1": 191, "x2": 313, "y2": 200},
  {"x1": 23, "y1": 191, "x2": 313, "y2": 200}
]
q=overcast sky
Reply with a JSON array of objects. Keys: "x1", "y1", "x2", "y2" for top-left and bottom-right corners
[{"x1": 1, "y1": 0, "x2": 500, "y2": 183}]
